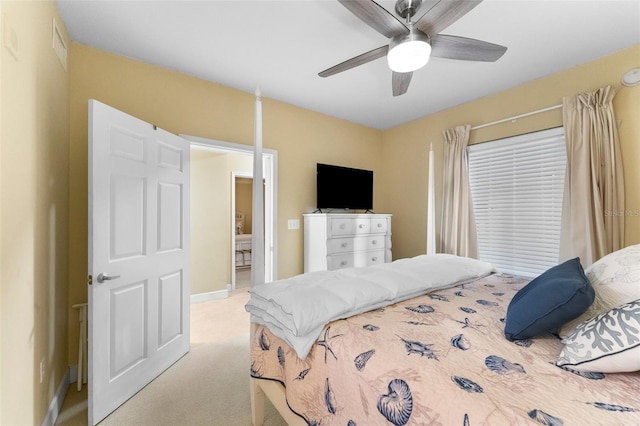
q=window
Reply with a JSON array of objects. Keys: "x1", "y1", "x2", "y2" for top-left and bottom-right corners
[{"x1": 468, "y1": 127, "x2": 566, "y2": 277}]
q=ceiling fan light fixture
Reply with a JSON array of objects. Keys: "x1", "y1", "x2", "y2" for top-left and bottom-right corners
[{"x1": 387, "y1": 29, "x2": 431, "y2": 73}]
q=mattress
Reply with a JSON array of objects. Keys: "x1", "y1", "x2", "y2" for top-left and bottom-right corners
[{"x1": 250, "y1": 273, "x2": 640, "y2": 425}]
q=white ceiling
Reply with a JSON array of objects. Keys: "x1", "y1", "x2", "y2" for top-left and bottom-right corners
[{"x1": 56, "y1": 0, "x2": 640, "y2": 130}]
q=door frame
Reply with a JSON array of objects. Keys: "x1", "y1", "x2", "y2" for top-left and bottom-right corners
[{"x1": 181, "y1": 135, "x2": 278, "y2": 287}]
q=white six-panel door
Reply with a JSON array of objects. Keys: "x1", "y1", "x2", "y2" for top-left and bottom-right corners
[{"x1": 88, "y1": 100, "x2": 190, "y2": 424}]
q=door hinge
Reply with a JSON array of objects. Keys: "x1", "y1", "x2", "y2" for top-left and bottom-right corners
[{"x1": 88, "y1": 274, "x2": 93, "y2": 285}]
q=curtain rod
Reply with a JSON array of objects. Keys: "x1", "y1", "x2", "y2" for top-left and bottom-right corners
[{"x1": 470, "y1": 104, "x2": 562, "y2": 131}]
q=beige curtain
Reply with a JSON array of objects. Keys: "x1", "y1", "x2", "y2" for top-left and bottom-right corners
[
  {"x1": 441, "y1": 125, "x2": 478, "y2": 258},
  {"x1": 560, "y1": 85, "x2": 625, "y2": 267}
]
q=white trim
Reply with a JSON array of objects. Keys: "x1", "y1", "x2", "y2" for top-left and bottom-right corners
[
  {"x1": 190, "y1": 289, "x2": 229, "y2": 304},
  {"x1": 180, "y1": 134, "x2": 278, "y2": 283},
  {"x1": 41, "y1": 368, "x2": 71, "y2": 426},
  {"x1": 264, "y1": 153, "x2": 278, "y2": 283},
  {"x1": 69, "y1": 364, "x2": 78, "y2": 384},
  {"x1": 185, "y1": 135, "x2": 257, "y2": 154},
  {"x1": 470, "y1": 104, "x2": 562, "y2": 131}
]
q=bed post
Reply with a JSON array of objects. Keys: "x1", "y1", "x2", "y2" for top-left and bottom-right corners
[
  {"x1": 250, "y1": 322, "x2": 265, "y2": 426},
  {"x1": 250, "y1": 377, "x2": 266, "y2": 426}
]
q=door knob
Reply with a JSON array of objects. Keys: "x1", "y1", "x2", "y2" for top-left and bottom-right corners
[{"x1": 97, "y1": 272, "x2": 121, "y2": 283}]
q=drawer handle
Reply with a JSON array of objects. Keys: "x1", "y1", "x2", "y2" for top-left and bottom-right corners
[
  {"x1": 340, "y1": 224, "x2": 346, "y2": 229},
  {"x1": 372, "y1": 257, "x2": 378, "y2": 262},
  {"x1": 377, "y1": 223, "x2": 382, "y2": 228},
  {"x1": 372, "y1": 240, "x2": 377, "y2": 245},
  {"x1": 341, "y1": 243, "x2": 348, "y2": 248},
  {"x1": 340, "y1": 261, "x2": 347, "y2": 267},
  {"x1": 358, "y1": 224, "x2": 364, "y2": 228}
]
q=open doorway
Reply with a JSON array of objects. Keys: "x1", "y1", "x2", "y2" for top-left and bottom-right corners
[
  {"x1": 232, "y1": 174, "x2": 259, "y2": 289},
  {"x1": 183, "y1": 134, "x2": 277, "y2": 300}
]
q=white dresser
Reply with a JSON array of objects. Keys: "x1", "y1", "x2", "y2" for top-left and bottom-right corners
[{"x1": 303, "y1": 213, "x2": 392, "y2": 272}]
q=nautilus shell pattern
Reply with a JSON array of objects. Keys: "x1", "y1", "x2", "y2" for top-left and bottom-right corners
[{"x1": 250, "y1": 273, "x2": 640, "y2": 425}]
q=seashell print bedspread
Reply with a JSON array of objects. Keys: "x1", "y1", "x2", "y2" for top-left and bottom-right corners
[{"x1": 250, "y1": 273, "x2": 640, "y2": 425}]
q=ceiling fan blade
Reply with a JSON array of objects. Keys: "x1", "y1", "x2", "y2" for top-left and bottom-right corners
[
  {"x1": 431, "y1": 34, "x2": 507, "y2": 62},
  {"x1": 392, "y1": 71, "x2": 413, "y2": 96},
  {"x1": 338, "y1": 0, "x2": 409, "y2": 39},
  {"x1": 415, "y1": 0, "x2": 482, "y2": 36},
  {"x1": 319, "y1": 45, "x2": 389, "y2": 78}
]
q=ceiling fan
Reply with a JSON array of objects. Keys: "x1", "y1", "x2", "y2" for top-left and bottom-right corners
[{"x1": 319, "y1": 0, "x2": 508, "y2": 96}]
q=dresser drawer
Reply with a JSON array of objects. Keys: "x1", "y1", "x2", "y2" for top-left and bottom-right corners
[
  {"x1": 362, "y1": 250, "x2": 386, "y2": 266},
  {"x1": 330, "y1": 217, "x2": 371, "y2": 236},
  {"x1": 353, "y1": 218, "x2": 371, "y2": 234},
  {"x1": 330, "y1": 218, "x2": 354, "y2": 236},
  {"x1": 370, "y1": 218, "x2": 388, "y2": 234},
  {"x1": 236, "y1": 241, "x2": 252, "y2": 251},
  {"x1": 327, "y1": 250, "x2": 386, "y2": 270},
  {"x1": 327, "y1": 235, "x2": 387, "y2": 254},
  {"x1": 327, "y1": 253, "x2": 355, "y2": 270}
]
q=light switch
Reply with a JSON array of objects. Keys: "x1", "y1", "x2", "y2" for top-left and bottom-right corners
[{"x1": 288, "y1": 219, "x2": 300, "y2": 230}]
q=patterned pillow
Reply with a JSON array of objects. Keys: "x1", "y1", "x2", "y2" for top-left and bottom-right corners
[
  {"x1": 559, "y1": 244, "x2": 640, "y2": 338},
  {"x1": 557, "y1": 299, "x2": 640, "y2": 373}
]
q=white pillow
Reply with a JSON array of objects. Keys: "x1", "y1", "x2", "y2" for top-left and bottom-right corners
[
  {"x1": 559, "y1": 244, "x2": 640, "y2": 338},
  {"x1": 557, "y1": 299, "x2": 640, "y2": 373}
]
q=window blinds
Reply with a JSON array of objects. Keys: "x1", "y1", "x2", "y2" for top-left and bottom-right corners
[{"x1": 468, "y1": 127, "x2": 566, "y2": 277}]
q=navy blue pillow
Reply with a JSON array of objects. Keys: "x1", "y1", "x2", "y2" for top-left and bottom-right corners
[{"x1": 504, "y1": 257, "x2": 594, "y2": 341}]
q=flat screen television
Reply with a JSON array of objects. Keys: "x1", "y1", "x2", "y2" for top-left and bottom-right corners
[{"x1": 316, "y1": 163, "x2": 373, "y2": 211}]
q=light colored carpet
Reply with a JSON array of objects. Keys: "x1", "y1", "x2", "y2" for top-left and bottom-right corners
[
  {"x1": 99, "y1": 334, "x2": 284, "y2": 426},
  {"x1": 190, "y1": 289, "x2": 252, "y2": 348},
  {"x1": 55, "y1": 290, "x2": 286, "y2": 426}
]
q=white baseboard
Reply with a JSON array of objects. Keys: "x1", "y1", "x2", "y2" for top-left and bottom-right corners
[
  {"x1": 41, "y1": 368, "x2": 72, "y2": 426},
  {"x1": 68, "y1": 364, "x2": 78, "y2": 384},
  {"x1": 190, "y1": 288, "x2": 228, "y2": 304}
]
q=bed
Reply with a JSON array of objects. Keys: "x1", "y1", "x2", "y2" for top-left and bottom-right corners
[{"x1": 246, "y1": 252, "x2": 640, "y2": 425}]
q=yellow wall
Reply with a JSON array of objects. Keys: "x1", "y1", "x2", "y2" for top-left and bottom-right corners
[
  {"x1": 2, "y1": 2, "x2": 637, "y2": 421},
  {"x1": 0, "y1": 1, "x2": 70, "y2": 424},
  {"x1": 228, "y1": 156, "x2": 255, "y2": 238},
  {"x1": 381, "y1": 45, "x2": 640, "y2": 261},
  {"x1": 236, "y1": 178, "x2": 253, "y2": 234},
  {"x1": 67, "y1": 43, "x2": 383, "y2": 366},
  {"x1": 191, "y1": 150, "x2": 253, "y2": 294},
  {"x1": 191, "y1": 150, "x2": 227, "y2": 295}
]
